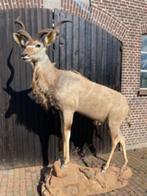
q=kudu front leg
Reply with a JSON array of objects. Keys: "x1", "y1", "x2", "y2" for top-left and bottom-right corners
[{"x1": 60, "y1": 110, "x2": 74, "y2": 167}]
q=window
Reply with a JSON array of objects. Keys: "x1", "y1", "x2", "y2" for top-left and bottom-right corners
[{"x1": 141, "y1": 35, "x2": 147, "y2": 88}]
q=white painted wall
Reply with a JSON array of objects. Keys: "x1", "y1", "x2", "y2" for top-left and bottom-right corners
[
  {"x1": 43, "y1": 0, "x2": 61, "y2": 9},
  {"x1": 43, "y1": 0, "x2": 90, "y2": 9}
]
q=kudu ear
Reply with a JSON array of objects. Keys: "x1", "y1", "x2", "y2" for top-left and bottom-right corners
[
  {"x1": 43, "y1": 30, "x2": 57, "y2": 47},
  {"x1": 13, "y1": 33, "x2": 27, "y2": 48},
  {"x1": 38, "y1": 20, "x2": 72, "y2": 47}
]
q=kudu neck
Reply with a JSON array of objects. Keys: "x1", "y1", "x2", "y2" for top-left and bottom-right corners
[
  {"x1": 33, "y1": 54, "x2": 59, "y2": 84},
  {"x1": 34, "y1": 54, "x2": 56, "y2": 71}
]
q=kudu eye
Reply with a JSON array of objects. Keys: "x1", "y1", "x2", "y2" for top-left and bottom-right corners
[{"x1": 36, "y1": 44, "x2": 41, "y2": 48}]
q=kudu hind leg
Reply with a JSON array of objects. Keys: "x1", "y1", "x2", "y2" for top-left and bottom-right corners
[
  {"x1": 103, "y1": 123, "x2": 128, "y2": 172},
  {"x1": 119, "y1": 134, "x2": 128, "y2": 170},
  {"x1": 103, "y1": 132, "x2": 120, "y2": 172}
]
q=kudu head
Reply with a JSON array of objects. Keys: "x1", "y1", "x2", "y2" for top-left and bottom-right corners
[{"x1": 13, "y1": 16, "x2": 71, "y2": 64}]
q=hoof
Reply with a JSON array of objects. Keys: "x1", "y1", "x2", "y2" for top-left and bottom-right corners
[
  {"x1": 101, "y1": 165, "x2": 108, "y2": 173},
  {"x1": 120, "y1": 165, "x2": 127, "y2": 173},
  {"x1": 102, "y1": 168, "x2": 106, "y2": 173},
  {"x1": 61, "y1": 163, "x2": 68, "y2": 169}
]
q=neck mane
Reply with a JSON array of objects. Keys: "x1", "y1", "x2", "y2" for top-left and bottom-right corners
[{"x1": 33, "y1": 54, "x2": 59, "y2": 86}]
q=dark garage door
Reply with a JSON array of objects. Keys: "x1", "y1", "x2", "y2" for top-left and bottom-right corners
[{"x1": 0, "y1": 8, "x2": 122, "y2": 169}]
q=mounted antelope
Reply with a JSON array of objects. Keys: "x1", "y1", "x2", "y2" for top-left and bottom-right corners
[{"x1": 13, "y1": 17, "x2": 130, "y2": 172}]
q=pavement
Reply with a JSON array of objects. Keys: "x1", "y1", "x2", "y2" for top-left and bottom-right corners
[
  {"x1": 99, "y1": 148, "x2": 147, "y2": 196},
  {"x1": 0, "y1": 148, "x2": 147, "y2": 196}
]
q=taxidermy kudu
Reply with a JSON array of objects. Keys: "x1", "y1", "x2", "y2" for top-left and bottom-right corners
[{"x1": 13, "y1": 17, "x2": 130, "y2": 172}]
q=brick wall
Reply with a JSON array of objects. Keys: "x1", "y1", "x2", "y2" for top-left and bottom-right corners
[
  {"x1": 0, "y1": 0, "x2": 146, "y2": 149},
  {"x1": 0, "y1": 0, "x2": 43, "y2": 9}
]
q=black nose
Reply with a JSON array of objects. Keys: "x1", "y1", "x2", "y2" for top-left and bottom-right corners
[{"x1": 21, "y1": 53, "x2": 27, "y2": 58}]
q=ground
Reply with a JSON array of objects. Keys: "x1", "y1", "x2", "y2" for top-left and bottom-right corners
[{"x1": 0, "y1": 148, "x2": 147, "y2": 196}]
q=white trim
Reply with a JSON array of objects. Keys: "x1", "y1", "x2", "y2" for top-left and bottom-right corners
[
  {"x1": 126, "y1": 142, "x2": 147, "y2": 150},
  {"x1": 140, "y1": 87, "x2": 147, "y2": 89},
  {"x1": 141, "y1": 51, "x2": 147, "y2": 54},
  {"x1": 141, "y1": 70, "x2": 147, "y2": 72}
]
